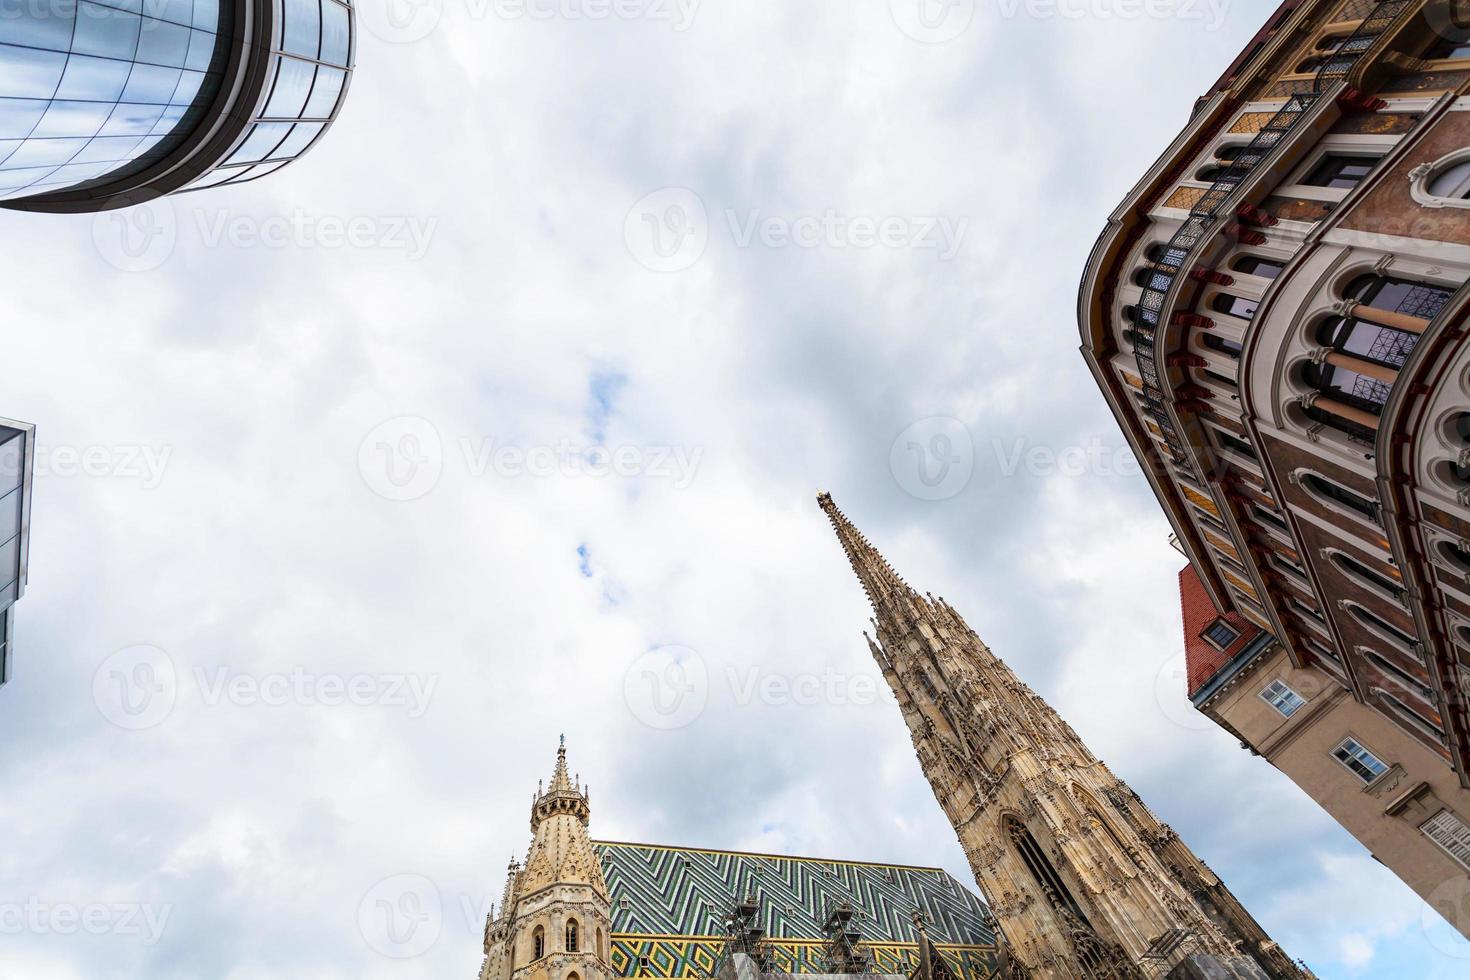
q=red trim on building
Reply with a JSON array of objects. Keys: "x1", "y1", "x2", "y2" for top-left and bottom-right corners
[{"x1": 1180, "y1": 564, "x2": 1263, "y2": 695}]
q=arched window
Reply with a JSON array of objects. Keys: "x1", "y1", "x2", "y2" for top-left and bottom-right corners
[
  {"x1": 597, "y1": 927, "x2": 605, "y2": 959},
  {"x1": 566, "y1": 919, "x2": 579, "y2": 952},
  {"x1": 1216, "y1": 144, "x2": 1252, "y2": 162},
  {"x1": 1213, "y1": 428, "x2": 1257, "y2": 460},
  {"x1": 1329, "y1": 551, "x2": 1406, "y2": 603},
  {"x1": 1203, "y1": 333, "x2": 1243, "y2": 358},
  {"x1": 1004, "y1": 817, "x2": 1086, "y2": 921},
  {"x1": 1426, "y1": 35, "x2": 1470, "y2": 60},
  {"x1": 1346, "y1": 602, "x2": 1417, "y2": 651},
  {"x1": 1316, "y1": 316, "x2": 1416, "y2": 371},
  {"x1": 1378, "y1": 690, "x2": 1446, "y2": 743},
  {"x1": 1202, "y1": 367, "x2": 1238, "y2": 389},
  {"x1": 533, "y1": 926, "x2": 546, "y2": 960},
  {"x1": 1134, "y1": 267, "x2": 1170, "y2": 290},
  {"x1": 1210, "y1": 292, "x2": 1258, "y2": 320},
  {"x1": 1232, "y1": 254, "x2": 1285, "y2": 279},
  {"x1": 1300, "y1": 472, "x2": 1379, "y2": 524},
  {"x1": 1436, "y1": 459, "x2": 1470, "y2": 487},
  {"x1": 1363, "y1": 648, "x2": 1433, "y2": 701},
  {"x1": 1345, "y1": 273, "x2": 1452, "y2": 324},
  {"x1": 1456, "y1": 624, "x2": 1470, "y2": 647},
  {"x1": 1295, "y1": 55, "x2": 1330, "y2": 73},
  {"x1": 1428, "y1": 159, "x2": 1470, "y2": 200},
  {"x1": 1197, "y1": 164, "x2": 1228, "y2": 183},
  {"x1": 1301, "y1": 359, "x2": 1389, "y2": 417},
  {"x1": 1446, "y1": 411, "x2": 1470, "y2": 446},
  {"x1": 1439, "y1": 540, "x2": 1470, "y2": 573},
  {"x1": 1315, "y1": 33, "x2": 1347, "y2": 52}
]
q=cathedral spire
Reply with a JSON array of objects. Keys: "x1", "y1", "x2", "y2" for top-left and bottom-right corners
[{"x1": 817, "y1": 492, "x2": 916, "y2": 612}]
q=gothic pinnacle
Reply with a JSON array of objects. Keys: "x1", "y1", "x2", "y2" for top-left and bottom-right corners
[{"x1": 816, "y1": 492, "x2": 916, "y2": 612}]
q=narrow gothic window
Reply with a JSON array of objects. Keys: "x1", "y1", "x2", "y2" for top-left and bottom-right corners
[
  {"x1": 1004, "y1": 817, "x2": 1086, "y2": 922},
  {"x1": 566, "y1": 920, "x2": 579, "y2": 952},
  {"x1": 533, "y1": 926, "x2": 546, "y2": 959}
]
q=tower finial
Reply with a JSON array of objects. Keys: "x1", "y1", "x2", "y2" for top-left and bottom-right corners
[{"x1": 817, "y1": 492, "x2": 915, "y2": 612}]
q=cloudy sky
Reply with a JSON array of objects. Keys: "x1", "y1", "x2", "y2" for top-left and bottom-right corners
[{"x1": 5, "y1": 0, "x2": 1470, "y2": 977}]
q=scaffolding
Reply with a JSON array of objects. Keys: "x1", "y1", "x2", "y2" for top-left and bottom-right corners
[{"x1": 820, "y1": 902, "x2": 873, "y2": 975}]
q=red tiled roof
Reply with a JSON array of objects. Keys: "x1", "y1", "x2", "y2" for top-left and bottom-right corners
[{"x1": 1179, "y1": 564, "x2": 1262, "y2": 695}]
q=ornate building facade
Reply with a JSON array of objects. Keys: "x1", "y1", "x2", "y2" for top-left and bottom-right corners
[
  {"x1": 1077, "y1": 0, "x2": 1470, "y2": 929},
  {"x1": 818, "y1": 494, "x2": 1304, "y2": 979},
  {"x1": 479, "y1": 741, "x2": 1004, "y2": 980}
]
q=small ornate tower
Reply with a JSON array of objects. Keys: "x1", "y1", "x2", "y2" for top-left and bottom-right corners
[
  {"x1": 817, "y1": 494, "x2": 1305, "y2": 980},
  {"x1": 480, "y1": 738, "x2": 614, "y2": 980}
]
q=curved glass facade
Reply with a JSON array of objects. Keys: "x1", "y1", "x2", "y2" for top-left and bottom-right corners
[
  {"x1": 0, "y1": 0, "x2": 352, "y2": 207},
  {"x1": 186, "y1": 0, "x2": 351, "y2": 190},
  {"x1": 0, "y1": 0, "x2": 228, "y2": 201}
]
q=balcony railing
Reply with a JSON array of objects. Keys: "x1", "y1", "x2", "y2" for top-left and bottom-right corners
[{"x1": 1129, "y1": 0, "x2": 1412, "y2": 475}]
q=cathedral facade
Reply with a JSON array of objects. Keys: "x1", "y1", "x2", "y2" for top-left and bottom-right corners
[{"x1": 818, "y1": 494, "x2": 1305, "y2": 980}]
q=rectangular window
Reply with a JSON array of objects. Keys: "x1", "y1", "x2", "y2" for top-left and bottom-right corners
[
  {"x1": 1421, "y1": 810, "x2": 1470, "y2": 868},
  {"x1": 1202, "y1": 620, "x2": 1239, "y2": 649},
  {"x1": 1260, "y1": 679, "x2": 1306, "y2": 717},
  {"x1": 1303, "y1": 154, "x2": 1380, "y2": 189},
  {"x1": 1333, "y1": 737, "x2": 1389, "y2": 782}
]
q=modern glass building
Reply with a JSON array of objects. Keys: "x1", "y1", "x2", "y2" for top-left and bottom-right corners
[
  {"x1": 0, "y1": 420, "x2": 34, "y2": 688},
  {"x1": 0, "y1": 0, "x2": 353, "y2": 211}
]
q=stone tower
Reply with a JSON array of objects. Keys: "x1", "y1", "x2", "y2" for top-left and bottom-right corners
[
  {"x1": 481, "y1": 738, "x2": 614, "y2": 980},
  {"x1": 817, "y1": 494, "x2": 1306, "y2": 980}
]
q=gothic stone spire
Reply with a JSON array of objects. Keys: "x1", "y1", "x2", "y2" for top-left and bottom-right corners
[{"x1": 817, "y1": 494, "x2": 1304, "y2": 980}]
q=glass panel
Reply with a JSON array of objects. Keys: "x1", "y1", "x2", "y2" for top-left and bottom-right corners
[
  {"x1": 120, "y1": 63, "x2": 182, "y2": 103},
  {"x1": 264, "y1": 58, "x2": 314, "y2": 118},
  {"x1": 183, "y1": 26, "x2": 215, "y2": 70},
  {"x1": 69, "y1": 133, "x2": 144, "y2": 163},
  {"x1": 321, "y1": 0, "x2": 350, "y2": 65},
  {"x1": 31, "y1": 100, "x2": 113, "y2": 138},
  {"x1": 71, "y1": 3, "x2": 142, "y2": 61},
  {"x1": 269, "y1": 120, "x2": 321, "y2": 160},
  {"x1": 0, "y1": 435, "x2": 21, "y2": 493},
  {"x1": 0, "y1": 164, "x2": 58, "y2": 191},
  {"x1": 225, "y1": 120, "x2": 289, "y2": 164},
  {"x1": 54, "y1": 53, "x2": 134, "y2": 101},
  {"x1": 1429, "y1": 160, "x2": 1470, "y2": 197},
  {"x1": 300, "y1": 66, "x2": 344, "y2": 119},
  {"x1": 0, "y1": 0, "x2": 79, "y2": 52},
  {"x1": 0, "y1": 43, "x2": 69, "y2": 98},
  {"x1": 98, "y1": 101, "x2": 165, "y2": 136},
  {"x1": 135, "y1": 18, "x2": 191, "y2": 67},
  {"x1": 0, "y1": 536, "x2": 16, "y2": 591},
  {"x1": 190, "y1": 0, "x2": 217, "y2": 29},
  {"x1": 0, "y1": 489, "x2": 15, "y2": 551},
  {"x1": 142, "y1": 0, "x2": 194, "y2": 28},
  {"x1": 2, "y1": 136, "x2": 87, "y2": 168},
  {"x1": 0, "y1": 98, "x2": 49, "y2": 140},
  {"x1": 281, "y1": 0, "x2": 321, "y2": 59}
]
